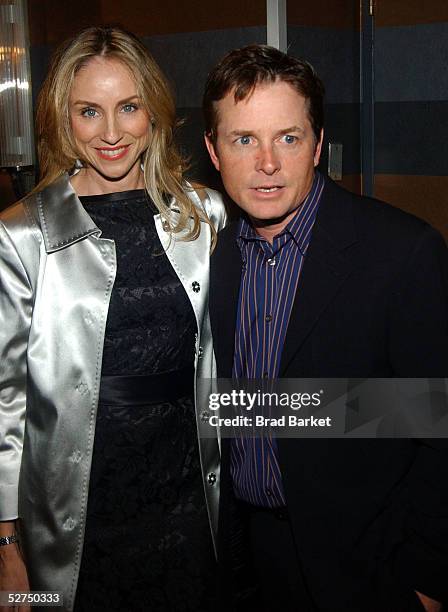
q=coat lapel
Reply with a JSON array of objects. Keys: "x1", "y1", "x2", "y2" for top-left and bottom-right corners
[{"x1": 280, "y1": 179, "x2": 359, "y2": 375}]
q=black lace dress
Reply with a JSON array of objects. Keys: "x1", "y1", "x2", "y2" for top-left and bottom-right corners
[{"x1": 73, "y1": 190, "x2": 216, "y2": 612}]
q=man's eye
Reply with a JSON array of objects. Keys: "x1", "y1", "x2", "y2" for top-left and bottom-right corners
[
  {"x1": 81, "y1": 108, "x2": 98, "y2": 118},
  {"x1": 122, "y1": 103, "x2": 137, "y2": 113},
  {"x1": 237, "y1": 136, "x2": 251, "y2": 145},
  {"x1": 282, "y1": 134, "x2": 297, "y2": 144}
]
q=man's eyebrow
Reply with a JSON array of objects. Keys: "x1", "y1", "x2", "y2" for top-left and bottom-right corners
[
  {"x1": 228, "y1": 129, "x2": 254, "y2": 137},
  {"x1": 227, "y1": 125, "x2": 306, "y2": 137},
  {"x1": 276, "y1": 125, "x2": 305, "y2": 135}
]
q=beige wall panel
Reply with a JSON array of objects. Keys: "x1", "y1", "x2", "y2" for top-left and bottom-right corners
[
  {"x1": 375, "y1": 174, "x2": 448, "y2": 240},
  {"x1": 376, "y1": 0, "x2": 448, "y2": 27},
  {"x1": 100, "y1": 0, "x2": 266, "y2": 35},
  {"x1": 288, "y1": 0, "x2": 359, "y2": 29}
]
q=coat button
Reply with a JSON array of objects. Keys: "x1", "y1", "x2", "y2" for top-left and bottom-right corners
[
  {"x1": 200, "y1": 410, "x2": 210, "y2": 423},
  {"x1": 192, "y1": 281, "x2": 200, "y2": 293},
  {"x1": 207, "y1": 472, "x2": 217, "y2": 486}
]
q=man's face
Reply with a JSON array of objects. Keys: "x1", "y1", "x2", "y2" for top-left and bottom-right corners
[{"x1": 205, "y1": 80, "x2": 323, "y2": 234}]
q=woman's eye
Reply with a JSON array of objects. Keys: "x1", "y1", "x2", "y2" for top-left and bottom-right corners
[
  {"x1": 282, "y1": 134, "x2": 297, "y2": 144},
  {"x1": 237, "y1": 135, "x2": 251, "y2": 145},
  {"x1": 122, "y1": 103, "x2": 137, "y2": 113},
  {"x1": 82, "y1": 108, "x2": 98, "y2": 118}
]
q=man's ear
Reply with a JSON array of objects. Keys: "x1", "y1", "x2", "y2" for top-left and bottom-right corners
[
  {"x1": 314, "y1": 129, "x2": 324, "y2": 167},
  {"x1": 204, "y1": 133, "x2": 220, "y2": 171}
]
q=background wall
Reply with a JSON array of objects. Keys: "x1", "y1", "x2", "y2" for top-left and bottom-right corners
[
  {"x1": 287, "y1": 0, "x2": 361, "y2": 195},
  {"x1": 374, "y1": 0, "x2": 448, "y2": 237},
  {"x1": 28, "y1": 0, "x2": 267, "y2": 190},
  {"x1": 4, "y1": 1, "x2": 447, "y2": 239}
]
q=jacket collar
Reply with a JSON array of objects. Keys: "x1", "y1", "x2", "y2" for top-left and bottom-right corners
[
  {"x1": 37, "y1": 174, "x2": 100, "y2": 253},
  {"x1": 37, "y1": 174, "x2": 202, "y2": 254}
]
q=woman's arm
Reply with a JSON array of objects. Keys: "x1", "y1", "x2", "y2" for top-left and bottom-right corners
[
  {"x1": 0, "y1": 217, "x2": 34, "y2": 612},
  {"x1": 0, "y1": 521, "x2": 30, "y2": 612}
]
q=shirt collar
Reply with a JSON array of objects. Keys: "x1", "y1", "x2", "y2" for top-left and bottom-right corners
[{"x1": 237, "y1": 170, "x2": 324, "y2": 254}]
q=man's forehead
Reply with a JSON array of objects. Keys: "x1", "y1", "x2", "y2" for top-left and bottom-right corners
[{"x1": 214, "y1": 82, "x2": 310, "y2": 132}]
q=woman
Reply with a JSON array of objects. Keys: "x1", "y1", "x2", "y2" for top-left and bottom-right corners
[{"x1": 0, "y1": 27, "x2": 225, "y2": 612}]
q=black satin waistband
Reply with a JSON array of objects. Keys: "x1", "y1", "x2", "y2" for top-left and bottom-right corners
[{"x1": 98, "y1": 366, "x2": 194, "y2": 406}]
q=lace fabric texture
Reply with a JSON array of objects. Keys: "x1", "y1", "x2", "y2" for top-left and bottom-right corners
[{"x1": 74, "y1": 191, "x2": 216, "y2": 611}]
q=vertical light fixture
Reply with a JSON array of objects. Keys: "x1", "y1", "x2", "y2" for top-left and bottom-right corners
[
  {"x1": 0, "y1": 0, "x2": 34, "y2": 170},
  {"x1": 266, "y1": 0, "x2": 287, "y2": 52}
]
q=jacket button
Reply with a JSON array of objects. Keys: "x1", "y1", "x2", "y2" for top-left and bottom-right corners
[
  {"x1": 200, "y1": 410, "x2": 210, "y2": 423},
  {"x1": 192, "y1": 281, "x2": 200, "y2": 293},
  {"x1": 68, "y1": 450, "x2": 82, "y2": 464},
  {"x1": 63, "y1": 517, "x2": 76, "y2": 531},
  {"x1": 75, "y1": 381, "x2": 89, "y2": 396},
  {"x1": 207, "y1": 472, "x2": 217, "y2": 486}
]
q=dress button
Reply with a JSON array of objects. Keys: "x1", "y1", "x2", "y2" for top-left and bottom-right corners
[
  {"x1": 192, "y1": 281, "x2": 200, "y2": 293},
  {"x1": 207, "y1": 472, "x2": 217, "y2": 486}
]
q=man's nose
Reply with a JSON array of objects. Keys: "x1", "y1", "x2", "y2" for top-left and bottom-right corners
[
  {"x1": 255, "y1": 143, "x2": 280, "y2": 175},
  {"x1": 101, "y1": 113, "x2": 122, "y2": 144}
]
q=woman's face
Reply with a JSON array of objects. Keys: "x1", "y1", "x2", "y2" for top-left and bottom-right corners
[{"x1": 69, "y1": 56, "x2": 151, "y2": 191}]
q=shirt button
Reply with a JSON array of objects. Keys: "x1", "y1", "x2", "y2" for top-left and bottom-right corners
[
  {"x1": 263, "y1": 372, "x2": 269, "y2": 378},
  {"x1": 265, "y1": 314, "x2": 273, "y2": 322},
  {"x1": 267, "y1": 258, "x2": 276, "y2": 267},
  {"x1": 192, "y1": 281, "x2": 200, "y2": 293},
  {"x1": 266, "y1": 489, "x2": 272, "y2": 497}
]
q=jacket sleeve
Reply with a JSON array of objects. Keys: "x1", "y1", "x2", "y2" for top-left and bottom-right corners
[
  {"x1": 388, "y1": 225, "x2": 448, "y2": 601},
  {"x1": 389, "y1": 224, "x2": 448, "y2": 376},
  {"x1": 0, "y1": 220, "x2": 33, "y2": 520}
]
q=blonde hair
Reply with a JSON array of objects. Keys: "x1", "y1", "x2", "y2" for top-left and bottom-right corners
[{"x1": 35, "y1": 26, "x2": 213, "y2": 243}]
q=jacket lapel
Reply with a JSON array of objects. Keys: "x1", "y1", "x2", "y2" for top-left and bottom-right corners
[
  {"x1": 210, "y1": 221, "x2": 242, "y2": 377},
  {"x1": 280, "y1": 179, "x2": 358, "y2": 375}
]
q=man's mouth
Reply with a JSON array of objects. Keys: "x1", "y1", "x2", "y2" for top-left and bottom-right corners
[{"x1": 253, "y1": 185, "x2": 284, "y2": 193}]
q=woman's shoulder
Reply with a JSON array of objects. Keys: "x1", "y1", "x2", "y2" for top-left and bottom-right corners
[
  {"x1": 0, "y1": 189, "x2": 40, "y2": 237},
  {"x1": 186, "y1": 182, "x2": 227, "y2": 231}
]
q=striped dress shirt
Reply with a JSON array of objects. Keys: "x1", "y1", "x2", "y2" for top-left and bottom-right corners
[{"x1": 232, "y1": 171, "x2": 324, "y2": 507}]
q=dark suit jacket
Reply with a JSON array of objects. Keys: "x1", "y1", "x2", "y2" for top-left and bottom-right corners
[{"x1": 210, "y1": 178, "x2": 448, "y2": 611}]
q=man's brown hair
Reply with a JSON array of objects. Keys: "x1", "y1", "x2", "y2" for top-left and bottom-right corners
[{"x1": 203, "y1": 44, "x2": 324, "y2": 144}]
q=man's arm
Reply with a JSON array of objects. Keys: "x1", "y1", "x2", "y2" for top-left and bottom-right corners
[{"x1": 389, "y1": 225, "x2": 448, "y2": 605}]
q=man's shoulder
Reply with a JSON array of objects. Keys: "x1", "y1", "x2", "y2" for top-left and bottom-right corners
[{"x1": 322, "y1": 178, "x2": 442, "y2": 247}]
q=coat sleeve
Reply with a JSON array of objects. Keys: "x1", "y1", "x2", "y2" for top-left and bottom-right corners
[
  {"x1": 0, "y1": 220, "x2": 33, "y2": 520},
  {"x1": 388, "y1": 225, "x2": 448, "y2": 601}
]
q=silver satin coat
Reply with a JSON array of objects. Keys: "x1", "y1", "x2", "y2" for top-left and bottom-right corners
[{"x1": 0, "y1": 175, "x2": 226, "y2": 611}]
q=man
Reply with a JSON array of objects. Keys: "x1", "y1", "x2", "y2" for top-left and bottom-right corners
[{"x1": 203, "y1": 45, "x2": 448, "y2": 612}]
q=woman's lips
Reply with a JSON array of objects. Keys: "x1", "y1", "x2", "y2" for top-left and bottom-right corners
[{"x1": 95, "y1": 145, "x2": 130, "y2": 160}]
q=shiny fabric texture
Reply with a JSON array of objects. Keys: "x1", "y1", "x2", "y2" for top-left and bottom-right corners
[{"x1": 0, "y1": 174, "x2": 226, "y2": 611}]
